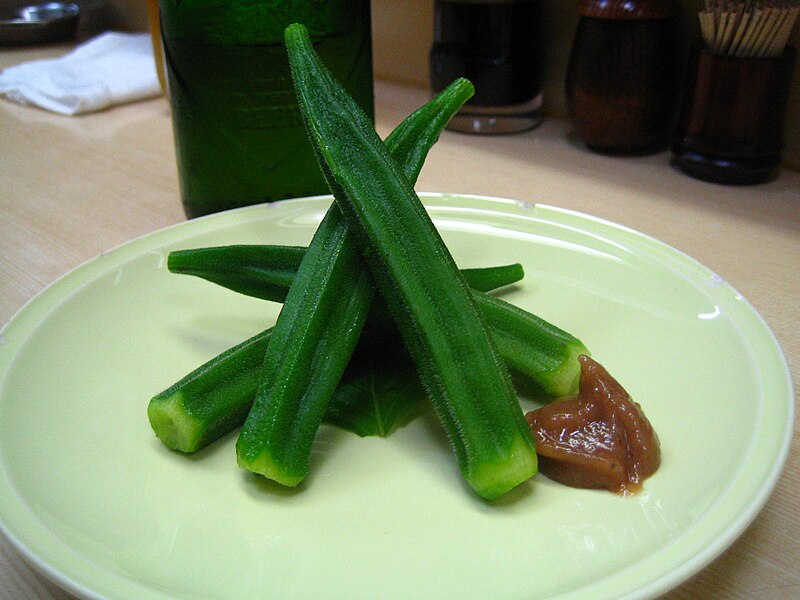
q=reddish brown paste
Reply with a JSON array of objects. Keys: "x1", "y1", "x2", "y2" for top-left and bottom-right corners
[{"x1": 525, "y1": 355, "x2": 660, "y2": 495}]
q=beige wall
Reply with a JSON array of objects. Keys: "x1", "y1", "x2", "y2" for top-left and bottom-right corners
[
  {"x1": 109, "y1": 0, "x2": 800, "y2": 170},
  {"x1": 102, "y1": 0, "x2": 150, "y2": 32}
]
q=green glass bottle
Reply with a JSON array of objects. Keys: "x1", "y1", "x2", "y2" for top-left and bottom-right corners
[{"x1": 159, "y1": 0, "x2": 374, "y2": 218}]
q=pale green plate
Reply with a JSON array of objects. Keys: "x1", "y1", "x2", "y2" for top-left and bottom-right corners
[{"x1": 0, "y1": 194, "x2": 793, "y2": 600}]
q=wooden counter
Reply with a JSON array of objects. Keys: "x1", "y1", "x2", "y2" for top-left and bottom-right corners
[{"x1": 1, "y1": 44, "x2": 798, "y2": 599}]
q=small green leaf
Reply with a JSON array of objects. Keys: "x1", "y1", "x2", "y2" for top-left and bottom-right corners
[{"x1": 324, "y1": 336, "x2": 424, "y2": 437}]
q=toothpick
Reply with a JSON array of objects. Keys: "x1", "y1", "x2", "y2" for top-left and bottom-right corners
[
  {"x1": 699, "y1": 0, "x2": 798, "y2": 56},
  {"x1": 736, "y1": 6, "x2": 764, "y2": 56},
  {"x1": 754, "y1": 8, "x2": 781, "y2": 55},
  {"x1": 729, "y1": 8, "x2": 753, "y2": 54},
  {"x1": 772, "y1": 5, "x2": 799, "y2": 55},
  {"x1": 720, "y1": 3, "x2": 745, "y2": 53},
  {"x1": 760, "y1": 9, "x2": 788, "y2": 55}
]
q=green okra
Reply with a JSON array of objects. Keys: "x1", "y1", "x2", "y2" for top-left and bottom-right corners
[
  {"x1": 167, "y1": 244, "x2": 587, "y2": 398},
  {"x1": 148, "y1": 329, "x2": 270, "y2": 453},
  {"x1": 150, "y1": 75, "x2": 517, "y2": 456},
  {"x1": 234, "y1": 75, "x2": 477, "y2": 486},
  {"x1": 167, "y1": 244, "x2": 305, "y2": 304},
  {"x1": 149, "y1": 253, "x2": 588, "y2": 451},
  {"x1": 473, "y1": 292, "x2": 588, "y2": 398},
  {"x1": 286, "y1": 23, "x2": 538, "y2": 500},
  {"x1": 147, "y1": 261, "x2": 527, "y2": 452},
  {"x1": 167, "y1": 244, "x2": 523, "y2": 305},
  {"x1": 150, "y1": 32, "x2": 589, "y2": 486},
  {"x1": 168, "y1": 244, "x2": 524, "y2": 343},
  {"x1": 235, "y1": 208, "x2": 370, "y2": 486}
]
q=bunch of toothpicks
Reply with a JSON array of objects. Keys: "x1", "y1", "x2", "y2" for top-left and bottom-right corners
[{"x1": 699, "y1": 0, "x2": 799, "y2": 56}]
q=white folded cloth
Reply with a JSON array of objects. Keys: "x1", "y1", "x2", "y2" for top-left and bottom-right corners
[{"x1": 0, "y1": 31, "x2": 161, "y2": 115}]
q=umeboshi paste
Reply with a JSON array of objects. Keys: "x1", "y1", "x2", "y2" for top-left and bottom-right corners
[{"x1": 525, "y1": 355, "x2": 660, "y2": 495}]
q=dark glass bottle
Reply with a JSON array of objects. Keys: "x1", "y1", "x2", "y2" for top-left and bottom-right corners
[
  {"x1": 430, "y1": 0, "x2": 544, "y2": 134},
  {"x1": 160, "y1": 0, "x2": 374, "y2": 218},
  {"x1": 565, "y1": 0, "x2": 679, "y2": 154}
]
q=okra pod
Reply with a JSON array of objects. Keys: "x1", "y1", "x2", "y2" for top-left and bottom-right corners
[
  {"x1": 286, "y1": 23, "x2": 538, "y2": 499},
  {"x1": 167, "y1": 244, "x2": 523, "y2": 304},
  {"x1": 167, "y1": 245, "x2": 587, "y2": 398},
  {"x1": 235, "y1": 75, "x2": 478, "y2": 486},
  {"x1": 147, "y1": 263, "x2": 526, "y2": 452},
  {"x1": 167, "y1": 244, "x2": 305, "y2": 304},
  {"x1": 148, "y1": 329, "x2": 270, "y2": 453},
  {"x1": 235, "y1": 209, "x2": 371, "y2": 486}
]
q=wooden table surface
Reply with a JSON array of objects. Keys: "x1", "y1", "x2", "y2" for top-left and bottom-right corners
[{"x1": 1, "y1": 43, "x2": 798, "y2": 599}]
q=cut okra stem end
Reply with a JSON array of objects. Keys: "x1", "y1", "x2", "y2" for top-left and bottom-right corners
[
  {"x1": 147, "y1": 392, "x2": 204, "y2": 453},
  {"x1": 468, "y1": 433, "x2": 539, "y2": 500},
  {"x1": 543, "y1": 344, "x2": 589, "y2": 398},
  {"x1": 236, "y1": 451, "x2": 305, "y2": 488}
]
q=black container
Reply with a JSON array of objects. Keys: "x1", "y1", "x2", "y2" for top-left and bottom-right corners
[
  {"x1": 430, "y1": 0, "x2": 544, "y2": 134},
  {"x1": 672, "y1": 47, "x2": 797, "y2": 185}
]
